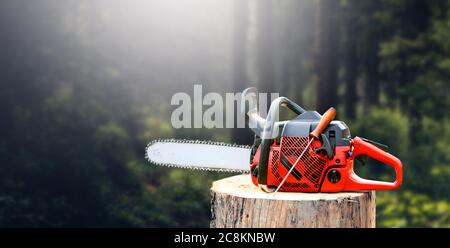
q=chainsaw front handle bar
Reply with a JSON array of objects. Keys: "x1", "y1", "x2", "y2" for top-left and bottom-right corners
[
  {"x1": 241, "y1": 88, "x2": 305, "y2": 189},
  {"x1": 348, "y1": 137, "x2": 403, "y2": 190},
  {"x1": 241, "y1": 87, "x2": 305, "y2": 139}
]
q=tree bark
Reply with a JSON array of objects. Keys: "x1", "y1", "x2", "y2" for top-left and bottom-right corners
[{"x1": 210, "y1": 175, "x2": 376, "y2": 228}]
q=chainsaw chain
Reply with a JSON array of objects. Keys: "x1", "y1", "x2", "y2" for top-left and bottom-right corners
[{"x1": 145, "y1": 139, "x2": 251, "y2": 173}]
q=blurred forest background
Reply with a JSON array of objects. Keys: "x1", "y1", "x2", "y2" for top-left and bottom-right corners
[{"x1": 0, "y1": 0, "x2": 449, "y2": 227}]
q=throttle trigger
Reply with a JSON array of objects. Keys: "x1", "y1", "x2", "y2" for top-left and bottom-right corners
[{"x1": 313, "y1": 133, "x2": 334, "y2": 159}]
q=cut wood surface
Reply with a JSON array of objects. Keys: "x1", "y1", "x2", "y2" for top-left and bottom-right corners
[{"x1": 210, "y1": 174, "x2": 376, "y2": 228}]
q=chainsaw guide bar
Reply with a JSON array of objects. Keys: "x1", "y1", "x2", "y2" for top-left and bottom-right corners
[{"x1": 146, "y1": 139, "x2": 251, "y2": 173}]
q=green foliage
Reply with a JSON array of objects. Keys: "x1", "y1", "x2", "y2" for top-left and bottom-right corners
[
  {"x1": 410, "y1": 118, "x2": 450, "y2": 196},
  {"x1": 353, "y1": 107, "x2": 409, "y2": 159},
  {"x1": 156, "y1": 170, "x2": 216, "y2": 227},
  {"x1": 352, "y1": 109, "x2": 450, "y2": 227},
  {"x1": 378, "y1": 191, "x2": 450, "y2": 227}
]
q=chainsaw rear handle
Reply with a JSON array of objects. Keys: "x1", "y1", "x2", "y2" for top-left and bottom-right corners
[{"x1": 347, "y1": 136, "x2": 403, "y2": 190}]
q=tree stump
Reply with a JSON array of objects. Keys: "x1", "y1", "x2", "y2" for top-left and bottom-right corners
[{"x1": 210, "y1": 175, "x2": 376, "y2": 228}]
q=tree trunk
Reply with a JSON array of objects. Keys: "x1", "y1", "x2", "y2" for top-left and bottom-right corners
[
  {"x1": 257, "y1": 0, "x2": 275, "y2": 97},
  {"x1": 315, "y1": 0, "x2": 339, "y2": 113},
  {"x1": 344, "y1": 5, "x2": 358, "y2": 119},
  {"x1": 230, "y1": 0, "x2": 253, "y2": 145},
  {"x1": 210, "y1": 175, "x2": 376, "y2": 228},
  {"x1": 363, "y1": 1, "x2": 382, "y2": 109},
  {"x1": 364, "y1": 28, "x2": 380, "y2": 109}
]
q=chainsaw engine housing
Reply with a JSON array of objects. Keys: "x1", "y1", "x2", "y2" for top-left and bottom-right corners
[{"x1": 250, "y1": 110, "x2": 353, "y2": 192}]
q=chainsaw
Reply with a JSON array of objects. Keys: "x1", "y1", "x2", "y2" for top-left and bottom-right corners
[{"x1": 146, "y1": 88, "x2": 403, "y2": 193}]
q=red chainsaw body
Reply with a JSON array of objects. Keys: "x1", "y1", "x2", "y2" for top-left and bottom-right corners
[
  {"x1": 241, "y1": 88, "x2": 402, "y2": 192},
  {"x1": 250, "y1": 136, "x2": 402, "y2": 192}
]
